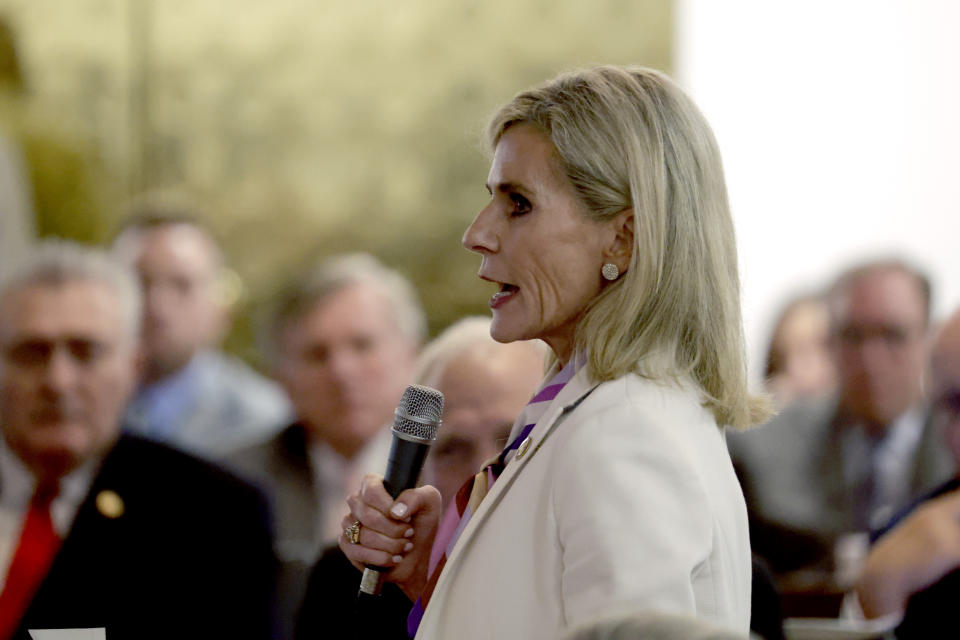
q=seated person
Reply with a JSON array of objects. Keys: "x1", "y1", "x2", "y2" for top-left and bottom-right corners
[
  {"x1": 294, "y1": 317, "x2": 544, "y2": 639},
  {"x1": 854, "y1": 306, "x2": 960, "y2": 638},
  {"x1": 227, "y1": 252, "x2": 425, "y2": 639},
  {"x1": 112, "y1": 198, "x2": 291, "y2": 458},
  {"x1": 730, "y1": 259, "x2": 953, "y2": 579},
  {"x1": 0, "y1": 241, "x2": 276, "y2": 639},
  {"x1": 762, "y1": 291, "x2": 837, "y2": 408}
]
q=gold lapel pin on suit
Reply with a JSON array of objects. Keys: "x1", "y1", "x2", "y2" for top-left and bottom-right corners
[
  {"x1": 96, "y1": 490, "x2": 125, "y2": 519},
  {"x1": 515, "y1": 436, "x2": 533, "y2": 459}
]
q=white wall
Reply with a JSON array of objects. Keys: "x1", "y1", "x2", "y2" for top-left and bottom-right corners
[{"x1": 675, "y1": 0, "x2": 960, "y2": 382}]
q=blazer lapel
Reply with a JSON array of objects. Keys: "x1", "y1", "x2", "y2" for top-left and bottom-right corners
[{"x1": 430, "y1": 367, "x2": 599, "y2": 590}]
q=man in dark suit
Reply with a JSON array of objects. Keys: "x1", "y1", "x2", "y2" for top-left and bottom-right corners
[
  {"x1": 730, "y1": 259, "x2": 954, "y2": 580},
  {"x1": 0, "y1": 240, "x2": 276, "y2": 639},
  {"x1": 854, "y1": 306, "x2": 960, "y2": 638}
]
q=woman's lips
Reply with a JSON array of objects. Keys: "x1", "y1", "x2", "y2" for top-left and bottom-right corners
[{"x1": 489, "y1": 284, "x2": 518, "y2": 309}]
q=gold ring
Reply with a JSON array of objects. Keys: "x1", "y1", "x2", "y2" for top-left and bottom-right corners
[{"x1": 345, "y1": 520, "x2": 361, "y2": 544}]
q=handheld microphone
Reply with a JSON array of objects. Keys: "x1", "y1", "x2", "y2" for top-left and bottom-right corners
[{"x1": 358, "y1": 384, "x2": 444, "y2": 596}]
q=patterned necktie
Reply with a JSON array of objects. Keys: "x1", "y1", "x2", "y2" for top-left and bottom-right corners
[
  {"x1": 0, "y1": 483, "x2": 62, "y2": 640},
  {"x1": 407, "y1": 357, "x2": 581, "y2": 637},
  {"x1": 852, "y1": 429, "x2": 885, "y2": 531}
]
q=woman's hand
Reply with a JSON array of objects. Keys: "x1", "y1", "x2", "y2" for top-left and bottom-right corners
[{"x1": 339, "y1": 473, "x2": 442, "y2": 601}]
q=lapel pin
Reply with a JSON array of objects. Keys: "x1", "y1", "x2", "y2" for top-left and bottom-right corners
[
  {"x1": 96, "y1": 490, "x2": 125, "y2": 519},
  {"x1": 515, "y1": 436, "x2": 533, "y2": 460}
]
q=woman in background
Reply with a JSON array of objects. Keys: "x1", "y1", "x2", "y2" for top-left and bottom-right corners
[{"x1": 763, "y1": 292, "x2": 837, "y2": 407}]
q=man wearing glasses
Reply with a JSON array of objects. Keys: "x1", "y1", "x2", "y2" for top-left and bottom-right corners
[{"x1": 730, "y1": 259, "x2": 953, "y2": 584}]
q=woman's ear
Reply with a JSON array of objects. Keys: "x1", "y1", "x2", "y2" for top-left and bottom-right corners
[{"x1": 604, "y1": 208, "x2": 634, "y2": 273}]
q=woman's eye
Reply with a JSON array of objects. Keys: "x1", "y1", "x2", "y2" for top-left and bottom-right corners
[{"x1": 509, "y1": 193, "x2": 532, "y2": 216}]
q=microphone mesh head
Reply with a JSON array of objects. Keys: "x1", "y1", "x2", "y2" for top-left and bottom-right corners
[{"x1": 393, "y1": 384, "x2": 443, "y2": 441}]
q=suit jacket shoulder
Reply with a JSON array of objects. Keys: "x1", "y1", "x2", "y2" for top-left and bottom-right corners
[
  {"x1": 182, "y1": 351, "x2": 291, "y2": 454},
  {"x1": 225, "y1": 423, "x2": 317, "y2": 561},
  {"x1": 727, "y1": 396, "x2": 846, "y2": 539},
  {"x1": 225, "y1": 424, "x2": 318, "y2": 640},
  {"x1": 296, "y1": 545, "x2": 411, "y2": 640}
]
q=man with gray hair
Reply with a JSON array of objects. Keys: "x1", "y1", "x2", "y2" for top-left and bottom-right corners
[
  {"x1": 0, "y1": 240, "x2": 276, "y2": 638},
  {"x1": 731, "y1": 258, "x2": 953, "y2": 589},
  {"x1": 852, "y1": 305, "x2": 960, "y2": 637},
  {"x1": 228, "y1": 252, "x2": 424, "y2": 638}
]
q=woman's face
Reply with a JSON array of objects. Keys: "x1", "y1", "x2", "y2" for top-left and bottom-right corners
[{"x1": 462, "y1": 123, "x2": 616, "y2": 363}]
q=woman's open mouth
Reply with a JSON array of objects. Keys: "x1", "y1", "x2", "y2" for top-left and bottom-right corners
[{"x1": 490, "y1": 283, "x2": 518, "y2": 308}]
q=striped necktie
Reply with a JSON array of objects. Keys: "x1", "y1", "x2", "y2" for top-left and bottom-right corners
[{"x1": 407, "y1": 357, "x2": 581, "y2": 637}]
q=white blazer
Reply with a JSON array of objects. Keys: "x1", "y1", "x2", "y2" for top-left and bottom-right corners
[{"x1": 415, "y1": 366, "x2": 751, "y2": 639}]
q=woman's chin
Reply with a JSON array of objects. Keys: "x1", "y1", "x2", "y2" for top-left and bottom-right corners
[{"x1": 488, "y1": 318, "x2": 524, "y2": 345}]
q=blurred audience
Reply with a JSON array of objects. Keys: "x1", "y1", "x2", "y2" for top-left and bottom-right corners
[
  {"x1": 749, "y1": 555, "x2": 785, "y2": 640},
  {"x1": 112, "y1": 197, "x2": 290, "y2": 458},
  {"x1": 414, "y1": 316, "x2": 545, "y2": 511},
  {"x1": 227, "y1": 252, "x2": 424, "y2": 639},
  {"x1": 763, "y1": 292, "x2": 837, "y2": 407},
  {"x1": 0, "y1": 240, "x2": 275, "y2": 639},
  {"x1": 853, "y1": 306, "x2": 960, "y2": 638},
  {"x1": 295, "y1": 316, "x2": 545, "y2": 640},
  {"x1": 730, "y1": 258, "x2": 953, "y2": 581}
]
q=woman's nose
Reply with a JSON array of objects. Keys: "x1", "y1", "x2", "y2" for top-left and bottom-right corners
[{"x1": 462, "y1": 204, "x2": 498, "y2": 254}]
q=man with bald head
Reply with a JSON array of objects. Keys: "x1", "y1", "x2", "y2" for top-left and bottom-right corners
[
  {"x1": 414, "y1": 317, "x2": 545, "y2": 512},
  {"x1": 0, "y1": 241, "x2": 275, "y2": 639},
  {"x1": 730, "y1": 259, "x2": 954, "y2": 579},
  {"x1": 112, "y1": 202, "x2": 290, "y2": 458}
]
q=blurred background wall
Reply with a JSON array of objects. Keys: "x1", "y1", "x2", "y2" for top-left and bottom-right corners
[
  {"x1": 2, "y1": 0, "x2": 958, "y2": 383},
  {"x1": 0, "y1": 0, "x2": 671, "y2": 363},
  {"x1": 676, "y1": 0, "x2": 960, "y2": 380}
]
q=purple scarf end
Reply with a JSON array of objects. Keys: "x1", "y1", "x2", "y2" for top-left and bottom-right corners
[{"x1": 407, "y1": 598, "x2": 425, "y2": 638}]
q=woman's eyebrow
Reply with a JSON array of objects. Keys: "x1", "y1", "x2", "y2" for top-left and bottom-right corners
[{"x1": 486, "y1": 180, "x2": 532, "y2": 195}]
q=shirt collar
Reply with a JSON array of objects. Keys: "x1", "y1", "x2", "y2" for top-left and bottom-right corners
[
  {"x1": 0, "y1": 433, "x2": 103, "y2": 536},
  {"x1": 128, "y1": 352, "x2": 206, "y2": 438},
  {"x1": 308, "y1": 426, "x2": 393, "y2": 489}
]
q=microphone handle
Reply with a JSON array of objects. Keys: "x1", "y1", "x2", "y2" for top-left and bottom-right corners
[
  {"x1": 382, "y1": 436, "x2": 431, "y2": 498},
  {"x1": 358, "y1": 436, "x2": 431, "y2": 596}
]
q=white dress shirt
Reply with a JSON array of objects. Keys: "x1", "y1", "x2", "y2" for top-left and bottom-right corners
[
  {"x1": 841, "y1": 406, "x2": 926, "y2": 530},
  {"x1": 0, "y1": 437, "x2": 98, "y2": 590},
  {"x1": 309, "y1": 427, "x2": 392, "y2": 544}
]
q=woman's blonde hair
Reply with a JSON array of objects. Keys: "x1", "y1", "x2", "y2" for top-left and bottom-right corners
[{"x1": 487, "y1": 65, "x2": 769, "y2": 429}]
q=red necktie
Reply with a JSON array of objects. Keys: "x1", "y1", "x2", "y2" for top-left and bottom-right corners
[{"x1": 0, "y1": 484, "x2": 62, "y2": 640}]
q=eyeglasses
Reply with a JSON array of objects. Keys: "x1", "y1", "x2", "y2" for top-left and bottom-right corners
[{"x1": 836, "y1": 324, "x2": 921, "y2": 349}]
